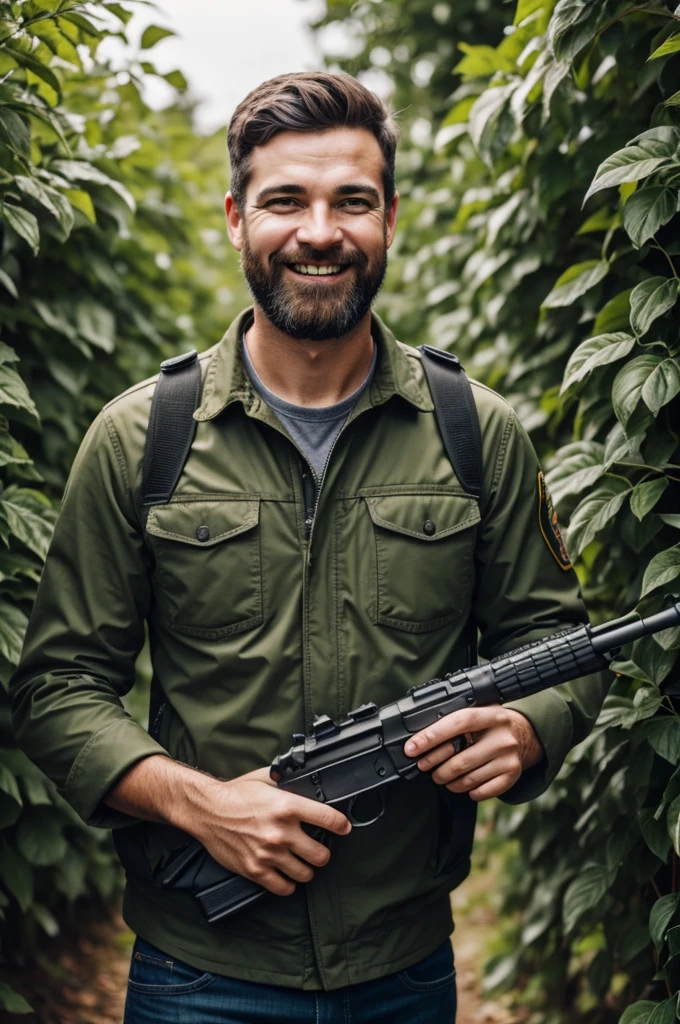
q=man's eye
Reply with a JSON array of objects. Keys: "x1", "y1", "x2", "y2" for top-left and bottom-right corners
[
  {"x1": 265, "y1": 198, "x2": 300, "y2": 209},
  {"x1": 340, "y1": 198, "x2": 372, "y2": 210}
]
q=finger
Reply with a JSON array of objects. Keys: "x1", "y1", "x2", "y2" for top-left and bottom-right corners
[
  {"x1": 295, "y1": 797, "x2": 352, "y2": 836},
  {"x1": 241, "y1": 766, "x2": 278, "y2": 787},
  {"x1": 463, "y1": 773, "x2": 520, "y2": 802},
  {"x1": 404, "y1": 706, "x2": 509, "y2": 758},
  {"x1": 275, "y1": 851, "x2": 316, "y2": 884},
  {"x1": 255, "y1": 869, "x2": 296, "y2": 897},
  {"x1": 435, "y1": 755, "x2": 518, "y2": 790},
  {"x1": 290, "y1": 831, "x2": 331, "y2": 868},
  {"x1": 419, "y1": 731, "x2": 497, "y2": 775}
]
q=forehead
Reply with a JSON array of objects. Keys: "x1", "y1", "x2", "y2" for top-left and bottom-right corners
[{"x1": 246, "y1": 127, "x2": 385, "y2": 195}]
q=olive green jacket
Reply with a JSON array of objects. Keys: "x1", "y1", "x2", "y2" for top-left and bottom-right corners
[{"x1": 11, "y1": 309, "x2": 609, "y2": 990}]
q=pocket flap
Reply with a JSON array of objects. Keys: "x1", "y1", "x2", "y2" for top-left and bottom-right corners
[
  {"x1": 365, "y1": 493, "x2": 480, "y2": 541},
  {"x1": 146, "y1": 499, "x2": 259, "y2": 547}
]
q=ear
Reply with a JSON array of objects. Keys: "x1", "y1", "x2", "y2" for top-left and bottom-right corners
[
  {"x1": 385, "y1": 191, "x2": 399, "y2": 249},
  {"x1": 225, "y1": 192, "x2": 244, "y2": 251}
]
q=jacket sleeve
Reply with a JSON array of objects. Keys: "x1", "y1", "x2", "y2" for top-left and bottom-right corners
[
  {"x1": 471, "y1": 407, "x2": 611, "y2": 804},
  {"x1": 10, "y1": 410, "x2": 168, "y2": 828}
]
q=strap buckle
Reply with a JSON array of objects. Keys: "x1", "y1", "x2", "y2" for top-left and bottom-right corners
[
  {"x1": 161, "y1": 350, "x2": 198, "y2": 373},
  {"x1": 419, "y1": 344, "x2": 462, "y2": 369}
]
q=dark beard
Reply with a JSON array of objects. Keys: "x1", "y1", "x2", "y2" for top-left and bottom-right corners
[{"x1": 240, "y1": 237, "x2": 387, "y2": 341}]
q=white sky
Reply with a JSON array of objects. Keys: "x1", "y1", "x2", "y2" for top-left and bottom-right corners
[{"x1": 104, "y1": 0, "x2": 357, "y2": 133}]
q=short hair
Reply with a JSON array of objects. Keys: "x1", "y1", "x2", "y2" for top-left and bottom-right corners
[{"x1": 227, "y1": 72, "x2": 400, "y2": 209}]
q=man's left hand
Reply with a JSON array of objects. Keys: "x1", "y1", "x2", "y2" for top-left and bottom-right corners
[{"x1": 404, "y1": 707, "x2": 544, "y2": 801}]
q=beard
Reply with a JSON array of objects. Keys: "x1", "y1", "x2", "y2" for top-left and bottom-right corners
[{"x1": 240, "y1": 234, "x2": 388, "y2": 342}]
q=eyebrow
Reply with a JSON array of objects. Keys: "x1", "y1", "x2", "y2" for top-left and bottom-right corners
[{"x1": 254, "y1": 183, "x2": 381, "y2": 203}]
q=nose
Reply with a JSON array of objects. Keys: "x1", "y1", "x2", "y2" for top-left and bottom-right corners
[{"x1": 295, "y1": 201, "x2": 343, "y2": 251}]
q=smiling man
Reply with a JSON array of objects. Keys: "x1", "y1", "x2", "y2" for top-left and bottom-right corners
[{"x1": 11, "y1": 73, "x2": 608, "y2": 1024}]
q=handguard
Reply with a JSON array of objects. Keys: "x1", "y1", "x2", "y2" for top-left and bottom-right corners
[{"x1": 159, "y1": 600, "x2": 680, "y2": 924}]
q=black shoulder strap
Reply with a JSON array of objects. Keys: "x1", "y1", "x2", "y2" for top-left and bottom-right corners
[
  {"x1": 142, "y1": 350, "x2": 202, "y2": 506},
  {"x1": 419, "y1": 345, "x2": 483, "y2": 501}
]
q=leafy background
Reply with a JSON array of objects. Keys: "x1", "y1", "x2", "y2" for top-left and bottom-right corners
[
  {"x1": 0, "y1": 0, "x2": 247, "y2": 1014},
  {"x1": 2, "y1": 0, "x2": 680, "y2": 1020}
]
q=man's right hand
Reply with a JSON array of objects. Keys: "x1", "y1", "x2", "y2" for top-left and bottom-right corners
[{"x1": 105, "y1": 757, "x2": 351, "y2": 896}]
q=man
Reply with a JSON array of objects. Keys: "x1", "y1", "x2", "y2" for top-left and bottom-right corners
[{"x1": 11, "y1": 72, "x2": 608, "y2": 1023}]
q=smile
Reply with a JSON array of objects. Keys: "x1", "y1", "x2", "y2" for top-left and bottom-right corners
[{"x1": 288, "y1": 264, "x2": 348, "y2": 277}]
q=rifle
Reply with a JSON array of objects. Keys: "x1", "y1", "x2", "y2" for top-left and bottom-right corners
[{"x1": 158, "y1": 600, "x2": 680, "y2": 924}]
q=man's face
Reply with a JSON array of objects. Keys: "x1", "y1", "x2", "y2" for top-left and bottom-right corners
[{"x1": 225, "y1": 127, "x2": 398, "y2": 341}]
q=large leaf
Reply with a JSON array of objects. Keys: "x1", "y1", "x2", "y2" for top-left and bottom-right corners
[
  {"x1": 542, "y1": 260, "x2": 609, "y2": 309},
  {"x1": 566, "y1": 478, "x2": 631, "y2": 557},
  {"x1": 622, "y1": 186, "x2": 677, "y2": 247},
  {"x1": 641, "y1": 545, "x2": 680, "y2": 598},
  {"x1": 13, "y1": 176, "x2": 74, "y2": 236},
  {"x1": 51, "y1": 160, "x2": 136, "y2": 212},
  {"x1": 563, "y1": 863, "x2": 611, "y2": 933},
  {"x1": 2, "y1": 204, "x2": 40, "y2": 255},
  {"x1": 0, "y1": 841, "x2": 33, "y2": 912},
  {"x1": 647, "y1": 999, "x2": 677, "y2": 1024},
  {"x1": 584, "y1": 147, "x2": 674, "y2": 204},
  {"x1": 629, "y1": 278, "x2": 679, "y2": 337},
  {"x1": 630, "y1": 478, "x2": 668, "y2": 521},
  {"x1": 560, "y1": 332, "x2": 635, "y2": 392},
  {"x1": 646, "y1": 718, "x2": 680, "y2": 765},
  {"x1": 0, "y1": 488, "x2": 54, "y2": 559},
  {"x1": 0, "y1": 364, "x2": 39, "y2": 420},
  {"x1": 545, "y1": 442, "x2": 605, "y2": 505},
  {"x1": 15, "y1": 813, "x2": 67, "y2": 867},
  {"x1": 0, "y1": 983, "x2": 32, "y2": 1015},
  {"x1": 648, "y1": 34, "x2": 680, "y2": 60},
  {"x1": 641, "y1": 358, "x2": 680, "y2": 416},
  {"x1": 0, "y1": 601, "x2": 28, "y2": 664},
  {"x1": 612, "y1": 355, "x2": 662, "y2": 427},
  {"x1": 140, "y1": 24, "x2": 175, "y2": 49},
  {"x1": 650, "y1": 893, "x2": 679, "y2": 951},
  {"x1": 619, "y1": 1002, "x2": 658, "y2": 1024}
]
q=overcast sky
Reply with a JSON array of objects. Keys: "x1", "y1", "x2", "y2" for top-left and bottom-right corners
[{"x1": 106, "y1": 0, "x2": 357, "y2": 133}]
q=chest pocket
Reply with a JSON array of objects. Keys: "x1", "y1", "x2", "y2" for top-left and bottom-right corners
[
  {"x1": 365, "y1": 493, "x2": 480, "y2": 633},
  {"x1": 145, "y1": 498, "x2": 262, "y2": 639}
]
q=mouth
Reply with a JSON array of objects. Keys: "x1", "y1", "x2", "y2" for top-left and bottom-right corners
[{"x1": 285, "y1": 263, "x2": 351, "y2": 280}]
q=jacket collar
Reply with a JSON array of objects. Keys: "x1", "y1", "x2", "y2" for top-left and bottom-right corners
[{"x1": 194, "y1": 307, "x2": 433, "y2": 422}]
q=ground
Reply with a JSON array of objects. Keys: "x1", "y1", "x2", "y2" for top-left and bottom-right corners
[{"x1": 1, "y1": 868, "x2": 521, "y2": 1023}]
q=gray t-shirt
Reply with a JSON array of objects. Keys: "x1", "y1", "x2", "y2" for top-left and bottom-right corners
[{"x1": 241, "y1": 338, "x2": 377, "y2": 483}]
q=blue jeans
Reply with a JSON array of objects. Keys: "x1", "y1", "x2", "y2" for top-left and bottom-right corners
[{"x1": 124, "y1": 936, "x2": 456, "y2": 1023}]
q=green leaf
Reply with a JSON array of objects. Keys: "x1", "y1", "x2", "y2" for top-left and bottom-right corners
[
  {"x1": 623, "y1": 187, "x2": 677, "y2": 248},
  {"x1": 467, "y1": 85, "x2": 514, "y2": 168},
  {"x1": 612, "y1": 355, "x2": 663, "y2": 427},
  {"x1": 648, "y1": 34, "x2": 680, "y2": 60},
  {"x1": 639, "y1": 806, "x2": 672, "y2": 861},
  {"x1": 0, "y1": 763, "x2": 21, "y2": 808},
  {"x1": 646, "y1": 718, "x2": 680, "y2": 764},
  {"x1": 76, "y1": 299, "x2": 115, "y2": 353},
  {"x1": 140, "y1": 24, "x2": 175, "y2": 49},
  {"x1": 0, "y1": 269, "x2": 18, "y2": 299},
  {"x1": 668, "y1": 795, "x2": 680, "y2": 855},
  {"x1": 0, "y1": 982, "x2": 32, "y2": 1014},
  {"x1": 630, "y1": 478, "x2": 668, "y2": 521},
  {"x1": 0, "y1": 840, "x2": 33, "y2": 912},
  {"x1": 65, "y1": 188, "x2": 96, "y2": 223},
  {"x1": 16, "y1": 813, "x2": 67, "y2": 866},
  {"x1": 567, "y1": 479, "x2": 631, "y2": 558},
  {"x1": 665, "y1": 90, "x2": 680, "y2": 107},
  {"x1": 0, "y1": 107, "x2": 30, "y2": 160},
  {"x1": 0, "y1": 602, "x2": 28, "y2": 664},
  {"x1": 584, "y1": 149, "x2": 673, "y2": 204},
  {"x1": 647, "y1": 999, "x2": 677, "y2": 1024},
  {"x1": 2, "y1": 204, "x2": 40, "y2": 256},
  {"x1": 51, "y1": 160, "x2": 136, "y2": 212},
  {"x1": 163, "y1": 69, "x2": 188, "y2": 91},
  {"x1": 4, "y1": 43, "x2": 62, "y2": 97},
  {"x1": 13, "y1": 176, "x2": 74, "y2": 236},
  {"x1": 659, "y1": 515, "x2": 680, "y2": 529},
  {"x1": 560, "y1": 332, "x2": 635, "y2": 392},
  {"x1": 545, "y1": 442, "x2": 605, "y2": 505},
  {"x1": 641, "y1": 359, "x2": 680, "y2": 416},
  {"x1": 619, "y1": 1001, "x2": 658, "y2": 1024},
  {"x1": 542, "y1": 260, "x2": 609, "y2": 309},
  {"x1": 642, "y1": 545, "x2": 680, "y2": 598},
  {"x1": 650, "y1": 893, "x2": 679, "y2": 950},
  {"x1": 629, "y1": 278, "x2": 679, "y2": 337},
  {"x1": 563, "y1": 863, "x2": 611, "y2": 933},
  {"x1": 0, "y1": 489, "x2": 53, "y2": 559},
  {"x1": 0, "y1": 364, "x2": 39, "y2": 420}
]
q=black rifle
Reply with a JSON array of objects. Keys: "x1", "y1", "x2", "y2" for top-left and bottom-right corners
[{"x1": 158, "y1": 601, "x2": 680, "y2": 924}]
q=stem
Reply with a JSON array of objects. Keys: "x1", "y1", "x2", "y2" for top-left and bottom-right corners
[
  {"x1": 595, "y1": 2, "x2": 680, "y2": 44},
  {"x1": 652, "y1": 877, "x2": 662, "y2": 899},
  {"x1": 651, "y1": 240, "x2": 680, "y2": 280}
]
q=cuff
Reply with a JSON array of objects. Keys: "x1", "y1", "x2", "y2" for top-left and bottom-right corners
[
  {"x1": 64, "y1": 717, "x2": 169, "y2": 828},
  {"x1": 500, "y1": 688, "x2": 573, "y2": 804}
]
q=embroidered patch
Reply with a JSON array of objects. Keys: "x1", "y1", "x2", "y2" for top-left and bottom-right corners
[{"x1": 537, "y1": 471, "x2": 572, "y2": 571}]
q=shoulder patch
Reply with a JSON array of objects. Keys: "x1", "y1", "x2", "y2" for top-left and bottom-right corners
[{"x1": 537, "y1": 471, "x2": 572, "y2": 571}]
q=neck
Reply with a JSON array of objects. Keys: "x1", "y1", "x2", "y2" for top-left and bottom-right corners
[{"x1": 244, "y1": 307, "x2": 375, "y2": 408}]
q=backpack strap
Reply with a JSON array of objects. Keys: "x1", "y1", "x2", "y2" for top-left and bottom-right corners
[
  {"x1": 142, "y1": 349, "x2": 202, "y2": 506},
  {"x1": 419, "y1": 345, "x2": 483, "y2": 501}
]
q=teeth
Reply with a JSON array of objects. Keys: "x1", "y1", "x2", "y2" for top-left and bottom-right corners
[{"x1": 293, "y1": 264, "x2": 342, "y2": 276}]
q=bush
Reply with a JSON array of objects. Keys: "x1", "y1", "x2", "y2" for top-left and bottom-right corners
[{"x1": 0, "y1": 1, "x2": 246, "y2": 1011}]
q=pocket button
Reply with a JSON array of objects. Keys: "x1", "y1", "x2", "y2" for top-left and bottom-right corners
[
  {"x1": 196, "y1": 525, "x2": 210, "y2": 542},
  {"x1": 422, "y1": 519, "x2": 436, "y2": 536}
]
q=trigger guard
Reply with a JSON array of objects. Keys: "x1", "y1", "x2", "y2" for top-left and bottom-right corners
[{"x1": 348, "y1": 792, "x2": 385, "y2": 828}]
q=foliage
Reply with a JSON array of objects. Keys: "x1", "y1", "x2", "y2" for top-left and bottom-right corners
[
  {"x1": 0, "y1": 0, "x2": 246, "y2": 1011},
  {"x1": 310, "y1": 0, "x2": 680, "y2": 1019}
]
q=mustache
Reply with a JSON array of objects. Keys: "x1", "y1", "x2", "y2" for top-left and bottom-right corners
[{"x1": 270, "y1": 245, "x2": 368, "y2": 269}]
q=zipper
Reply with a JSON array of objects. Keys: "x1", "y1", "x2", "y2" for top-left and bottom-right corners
[{"x1": 300, "y1": 416, "x2": 350, "y2": 542}]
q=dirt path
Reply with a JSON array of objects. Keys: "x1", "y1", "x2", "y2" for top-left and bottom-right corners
[{"x1": 2, "y1": 874, "x2": 520, "y2": 1023}]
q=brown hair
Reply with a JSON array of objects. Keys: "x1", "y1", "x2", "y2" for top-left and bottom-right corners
[{"x1": 227, "y1": 72, "x2": 400, "y2": 209}]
